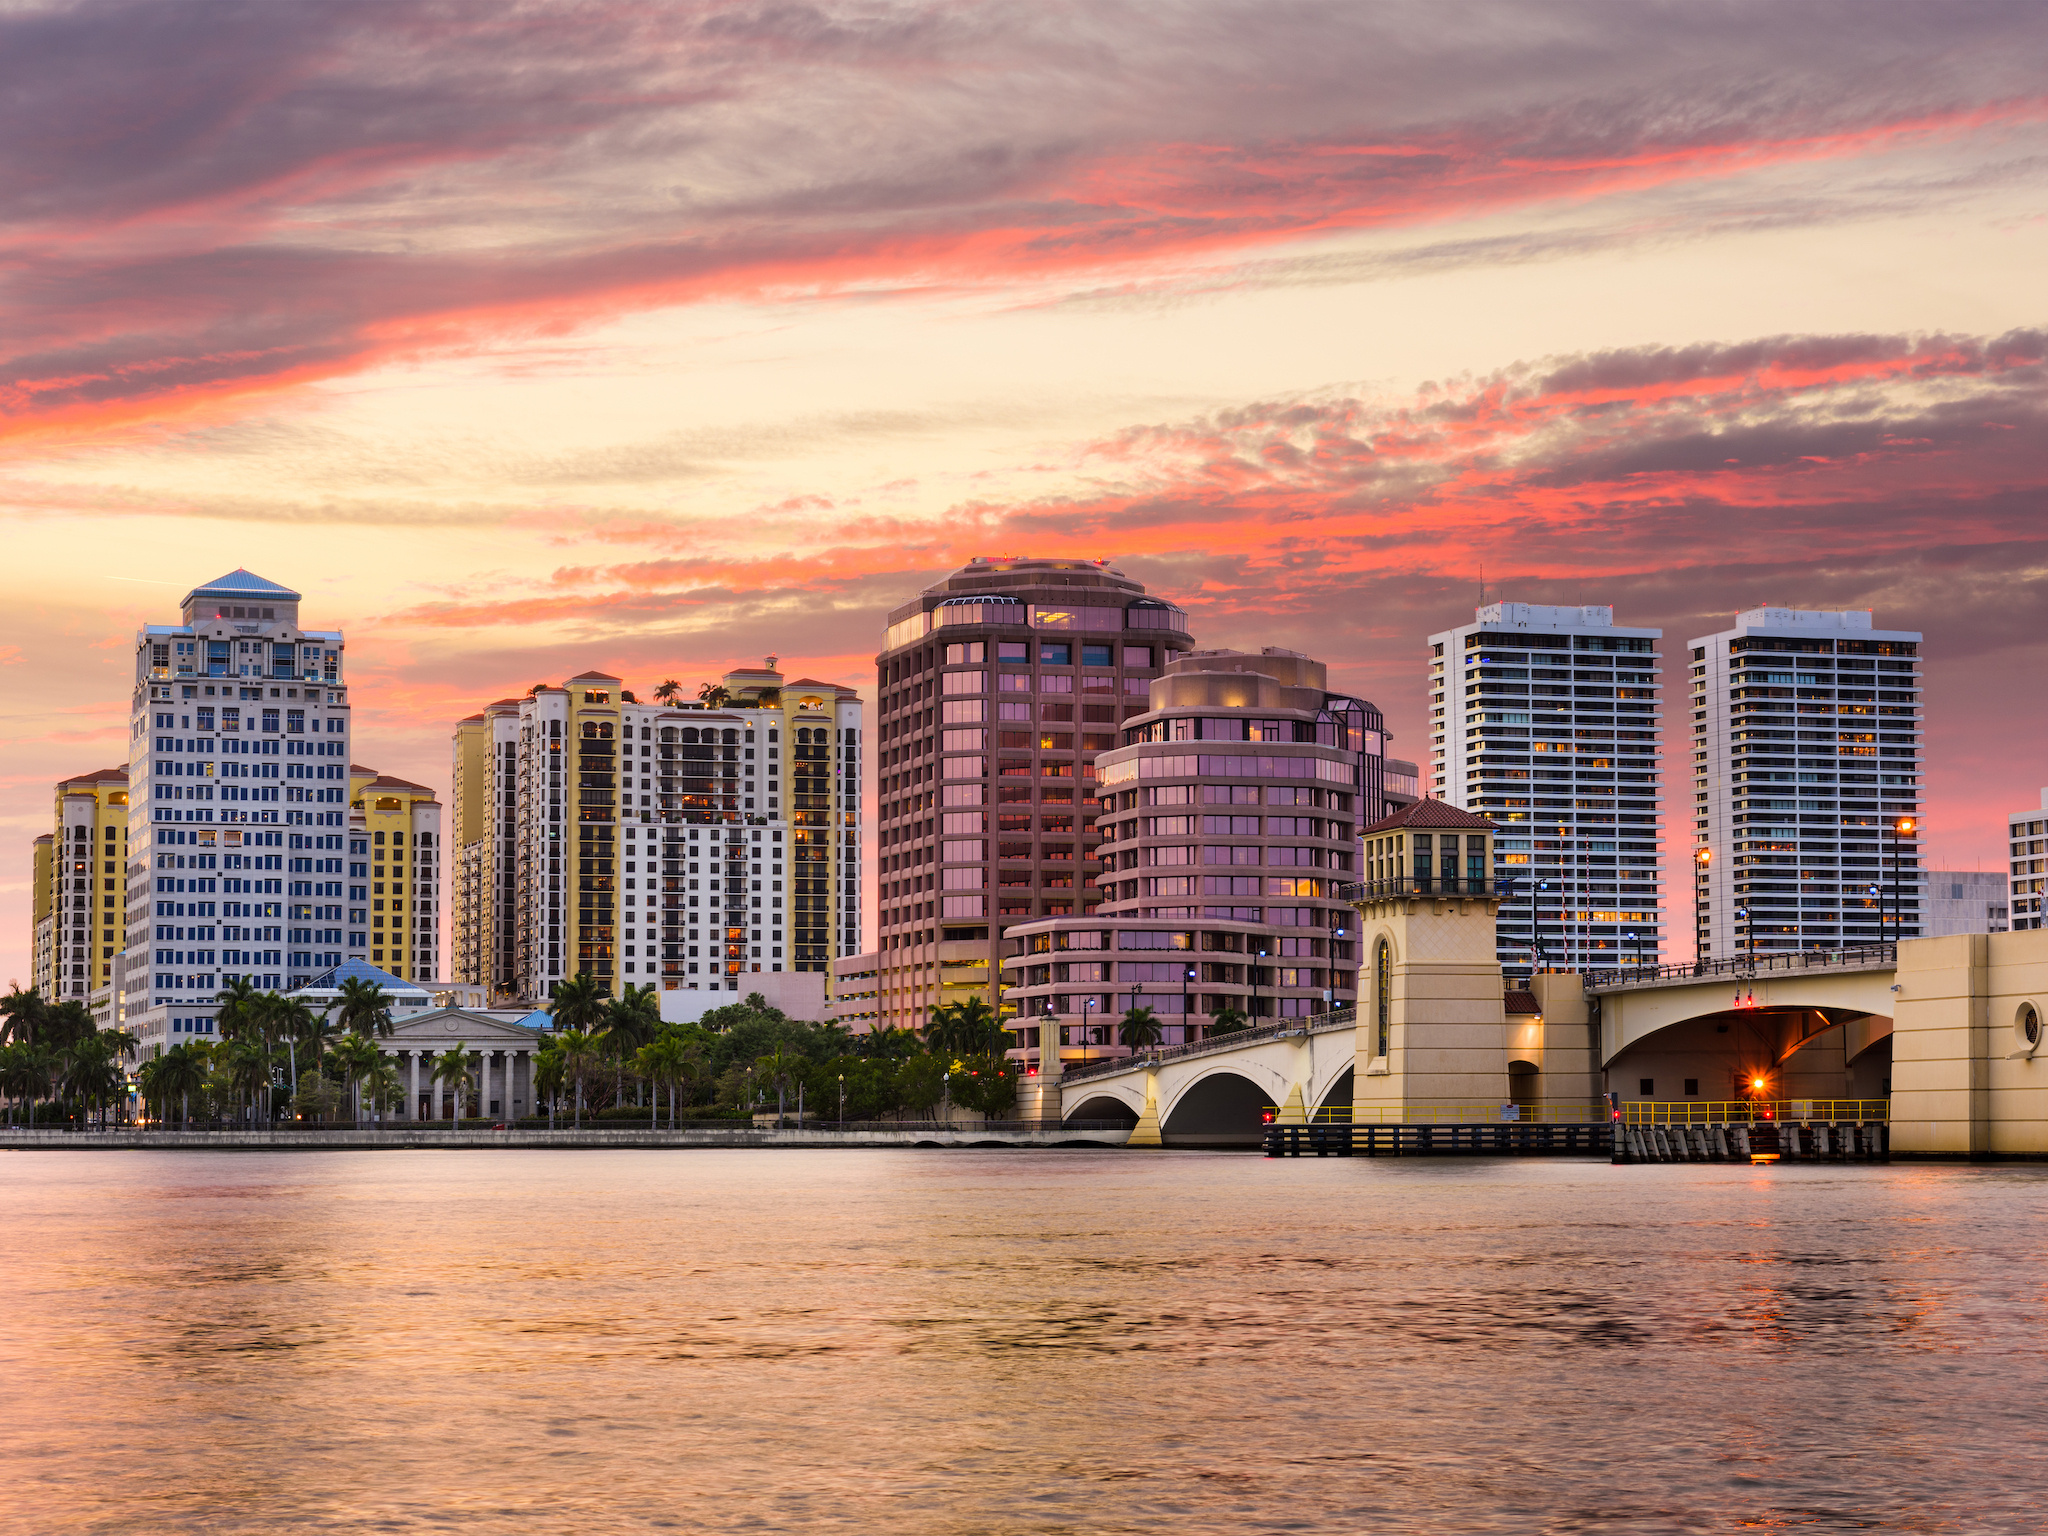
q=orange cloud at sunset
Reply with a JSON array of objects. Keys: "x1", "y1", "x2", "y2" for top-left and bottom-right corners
[{"x1": 3, "y1": 0, "x2": 2046, "y2": 985}]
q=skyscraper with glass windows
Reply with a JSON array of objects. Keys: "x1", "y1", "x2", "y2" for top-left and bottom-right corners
[
  {"x1": 125, "y1": 570, "x2": 352, "y2": 1059},
  {"x1": 1691, "y1": 608, "x2": 1923, "y2": 959},
  {"x1": 1430, "y1": 602, "x2": 1665, "y2": 980},
  {"x1": 873, "y1": 558, "x2": 1195, "y2": 1033}
]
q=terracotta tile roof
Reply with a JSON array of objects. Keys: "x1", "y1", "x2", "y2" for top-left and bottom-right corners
[
  {"x1": 565, "y1": 671, "x2": 622, "y2": 683},
  {"x1": 1504, "y1": 990, "x2": 1542, "y2": 1015},
  {"x1": 1360, "y1": 798, "x2": 1497, "y2": 835},
  {"x1": 59, "y1": 766, "x2": 129, "y2": 787}
]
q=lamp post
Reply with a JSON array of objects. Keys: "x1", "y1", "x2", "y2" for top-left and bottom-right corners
[
  {"x1": 1624, "y1": 931, "x2": 1637, "y2": 971},
  {"x1": 1083, "y1": 996, "x2": 1096, "y2": 1069},
  {"x1": 1694, "y1": 846, "x2": 1711, "y2": 975},
  {"x1": 1737, "y1": 904, "x2": 1751, "y2": 972},
  {"x1": 1889, "y1": 816, "x2": 1916, "y2": 948},
  {"x1": 1043, "y1": 1000, "x2": 1055, "y2": 1075},
  {"x1": 1254, "y1": 948, "x2": 1267, "y2": 1024},
  {"x1": 1184, "y1": 964, "x2": 1195, "y2": 1043},
  {"x1": 837, "y1": 1071, "x2": 844, "y2": 1128}
]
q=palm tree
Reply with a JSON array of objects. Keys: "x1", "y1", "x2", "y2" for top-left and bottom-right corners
[
  {"x1": 755, "y1": 1046, "x2": 803, "y2": 1129},
  {"x1": 697, "y1": 682, "x2": 732, "y2": 710},
  {"x1": 431, "y1": 1043, "x2": 474, "y2": 1127},
  {"x1": 1118, "y1": 1005, "x2": 1164, "y2": 1054},
  {"x1": 603, "y1": 984, "x2": 662, "y2": 1108},
  {"x1": 218, "y1": 1036, "x2": 276, "y2": 1126},
  {"x1": 143, "y1": 1043, "x2": 210, "y2": 1128},
  {"x1": 60, "y1": 1033, "x2": 125, "y2": 1129},
  {"x1": 1207, "y1": 1005, "x2": 1251, "y2": 1036},
  {"x1": 0, "y1": 985, "x2": 47, "y2": 1047},
  {"x1": 550, "y1": 973, "x2": 607, "y2": 1034},
  {"x1": 636, "y1": 1033, "x2": 702, "y2": 1129},
  {"x1": 534, "y1": 1037, "x2": 567, "y2": 1129},
  {"x1": 333, "y1": 977, "x2": 395, "y2": 1038},
  {"x1": 551, "y1": 1029, "x2": 602, "y2": 1127},
  {"x1": 44, "y1": 1000, "x2": 95, "y2": 1051},
  {"x1": 330, "y1": 1034, "x2": 382, "y2": 1127},
  {"x1": 214, "y1": 977, "x2": 265, "y2": 1041},
  {"x1": 652, "y1": 679, "x2": 682, "y2": 704},
  {"x1": 361, "y1": 1052, "x2": 404, "y2": 1121}
]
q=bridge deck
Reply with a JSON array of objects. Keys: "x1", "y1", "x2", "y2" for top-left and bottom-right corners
[{"x1": 1585, "y1": 943, "x2": 1895, "y2": 994}]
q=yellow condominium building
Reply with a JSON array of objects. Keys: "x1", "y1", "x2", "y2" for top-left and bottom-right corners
[
  {"x1": 33, "y1": 766, "x2": 131, "y2": 1026},
  {"x1": 346, "y1": 767, "x2": 443, "y2": 983}
]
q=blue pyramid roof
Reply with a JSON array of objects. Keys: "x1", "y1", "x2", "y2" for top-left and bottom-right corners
[
  {"x1": 184, "y1": 569, "x2": 303, "y2": 604},
  {"x1": 295, "y1": 958, "x2": 430, "y2": 995}
]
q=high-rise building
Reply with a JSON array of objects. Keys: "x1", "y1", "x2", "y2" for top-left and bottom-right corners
[
  {"x1": 126, "y1": 571, "x2": 351, "y2": 1056},
  {"x1": 2007, "y1": 790, "x2": 2046, "y2": 932},
  {"x1": 872, "y1": 558, "x2": 1196, "y2": 1034},
  {"x1": 345, "y1": 767, "x2": 442, "y2": 981},
  {"x1": 1000, "y1": 645, "x2": 1366, "y2": 1065},
  {"x1": 31, "y1": 766, "x2": 131, "y2": 1024},
  {"x1": 450, "y1": 698, "x2": 524, "y2": 1000},
  {"x1": 1690, "y1": 607, "x2": 1923, "y2": 959},
  {"x1": 1430, "y1": 602, "x2": 1665, "y2": 979},
  {"x1": 449, "y1": 662, "x2": 862, "y2": 1002}
]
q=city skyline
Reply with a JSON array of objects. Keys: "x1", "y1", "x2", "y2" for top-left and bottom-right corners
[{"x1": 5, "y1": 4, "x2": 2045, "y2": 991}]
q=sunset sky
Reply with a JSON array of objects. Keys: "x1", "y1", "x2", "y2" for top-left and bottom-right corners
[{"x1": 5, "y1": 0, "x2": 2045, "y2": 982}]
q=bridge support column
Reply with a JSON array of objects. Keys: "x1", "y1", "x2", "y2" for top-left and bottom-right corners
[
  {"x1": 1128, "y1": 1070, "x2": 1162, "y2": 1148},
  {"x1": 1274, "y1": 1083, "x2": 1308, "y2": 1124}
]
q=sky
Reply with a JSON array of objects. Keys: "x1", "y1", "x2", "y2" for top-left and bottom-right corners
[{"x1": 4, "y1": 0, "x2": 2045, "y2": 983}]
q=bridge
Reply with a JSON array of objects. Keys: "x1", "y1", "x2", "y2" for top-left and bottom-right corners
[{"x1": 1040, "y1": 812, "x2": 2048, "y2": 1158}]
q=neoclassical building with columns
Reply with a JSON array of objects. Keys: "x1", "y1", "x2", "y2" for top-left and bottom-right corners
[{"x1": 382, "y1": 1006, "x2": 547, "y2": 1121}]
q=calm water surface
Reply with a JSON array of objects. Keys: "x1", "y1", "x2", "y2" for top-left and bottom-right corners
[{"x1": 3, "y1": 1149, "x2": 2046, "y2": 1534}]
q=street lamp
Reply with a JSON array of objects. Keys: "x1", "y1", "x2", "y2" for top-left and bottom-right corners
[
  {"x1": 1184, "y1": 964, "x2": 1195, "y2": 1042},
  {"x1": 837, "y1": 1071, "x2": 845, "y2": 1128},
  {"x1": 1694, "y1": 846, "x2": 1711, "y2": 975},
  {"x1": 1624, "y1": 930, "x2": 1637, "y2": 970},
  {"x1": 1888, "y1": 816, "x2": 1916, "y2": 947},
  {"x1": 1043, "y1": 1000, "x2": 1055, "y2": 1074},
  {"x1": 1736, "y1": 904, "x2": 1752, "y2": 972},
  {"x1": 1253, "y1": 948, "x2": 1268, "y2": 1025}
]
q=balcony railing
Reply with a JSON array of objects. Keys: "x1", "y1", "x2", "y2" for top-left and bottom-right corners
[
  {"x1": 1337, "y1": 876, "x2": 1519, "y2": 902},
  {"x1": 1584, "y1": 942, "x2": 1895, "y2": 991}
]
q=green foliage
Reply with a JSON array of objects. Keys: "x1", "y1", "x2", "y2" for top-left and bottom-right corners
[
  {"x1": 294, "y1": 1069, "x2": 343, "y2": 1121},
  {"x1": 333, "y1": 977, "x2": 395, "y2": 1038},
  {"x1": 1207, "y1": 1006, "x2": 1251, "y2": 1036},
  {"x1": 549, "y1": 973, "x2": 608, "y2": 1034},
  {"x1": 948, "y1": 1053, "x2": 1020, "y2": 1117},
  {"x1": 1118, "y1": 1005, "x2": 1164, "y2": 1051}
]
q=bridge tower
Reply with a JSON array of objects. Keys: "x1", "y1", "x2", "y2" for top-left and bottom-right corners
[{"x1": 1352, "y1": 802, "x2": 1513, "y2": 1117}]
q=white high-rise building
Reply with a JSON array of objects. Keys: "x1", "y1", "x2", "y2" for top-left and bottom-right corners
[
  {"x1": 126, "y1": 570, "x2": 351, "y2": 1055},
  {"x1": 1689, "y1": 607, "x2": 1923, "y2": 960},
  {"x1": 1430, "y1": 602, "x2": 1665, "y2": 979},
  {"x1": 2008, "y1": 790, "x2": 2047, "y2": 932}
]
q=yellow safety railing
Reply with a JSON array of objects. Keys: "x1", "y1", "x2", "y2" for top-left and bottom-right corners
[
  {"x1": 1621, "y1": 1099, "x2": 1888, "y2": 1126},
  {"x1": 1306, "y1": 1102, "x2": 1607, "y2": 1126}
]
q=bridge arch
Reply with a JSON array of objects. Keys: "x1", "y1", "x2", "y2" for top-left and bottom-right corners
[
  {"x1": 1065, "y1": 1087, "x2": 1142, "y2": 1125},
  {"x1": 1159, "y1": 1068, "x2": 1276, "y2": 1148},
  {"x1": 1604, "y1": 1003, "x2": 1893, "y2": 1104}
]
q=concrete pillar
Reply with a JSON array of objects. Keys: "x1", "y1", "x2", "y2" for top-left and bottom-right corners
[
  {"x1": 1127, "y1": 1070, "x2": 1162, "y2": 1147},
  {"x1": 406, "y1": 1051, "x2": 420, "y2": 1121}
]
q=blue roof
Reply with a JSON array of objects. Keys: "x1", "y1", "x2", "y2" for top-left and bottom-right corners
[
  {"x1": 293, "y1": 959, "x2": 430, "y2": 995},
  {"x1": 184, "y1": 569, "x2": 303, "y2": 604}
]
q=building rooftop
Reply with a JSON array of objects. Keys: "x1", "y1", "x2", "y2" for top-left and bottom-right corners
[
  {"x1": 1361, "y1": 799, "x2": 1497, "y2": 835},
  {"x1": 58, "y1": 766, "x2": 129, "y2": 787},
  {"x1": 183, "y1": 569, "x2": 303, "y2": 605}
]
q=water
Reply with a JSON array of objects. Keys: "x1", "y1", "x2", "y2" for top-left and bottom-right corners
[{"x1": 4, "y1": 1150, "x2": 2047, "y2": 1534}]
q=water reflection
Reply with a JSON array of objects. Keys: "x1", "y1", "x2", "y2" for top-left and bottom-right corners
[{"x1": 2, "y1": 1151, "x2": 2047, "y2": 1533}]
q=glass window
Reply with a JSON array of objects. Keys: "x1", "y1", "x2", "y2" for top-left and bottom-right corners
[
  {"x1": 997, "y1": 642, "x2": 1029, "y2": 662},
  {"x1": 944, "y1": 642, "x2": 986, "y2": 664},
  {"x1": 1081, "y1": 643, "x2": 1114, "y2": 668},
  {"x1": 1040, "y1": 642, "x2": 1071, "y2": 666},
  {"x1": 1123, "y1": 646, "x2": 1154, "y2": 669}
]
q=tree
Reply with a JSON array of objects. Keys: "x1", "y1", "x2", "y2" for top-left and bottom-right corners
[
  {"x1": 43, "y1": 1000, "x2": 95, "y2": 1052},
  {"x1": 928, "y1": 996, "x2": 1008, "y2": 1056},
  {"x1": 951, "y1": 1054, "x2": 1020, "y2": 1119},
  {"x1": 697, "y1": 682, "x2": 732, "y2": 710},
  {"x1": 533, "y1": 1038, "x2": 567, "y2": 1129},
  {"x1": 636, "y1": 1033, "x2": 702, "y2": 1129},
  {"x1": 1207, "y1": 1005, "x2": 1251, "y2": 1036},
  {"x1": 551, "y1": 1029, "x2": 602, "y2": 1127},
  {"x1": 214, "y1": 977, "x2": 266, "y2": 1042},
  {"x1": 895, "y1": 1054, "x2": 947, "y2": 1119},
  {"x1": 0, "y1": 985, "x2": 48, "y2": 1047},
  {"x1": 526, "y1": 682, "x2": 551, "y2": 696},
  {"x1": 1118, "y1": 1005, "x2": 1164, "y2": 1053},
  {"x1": 755, "y1": 1046, "x2": 803, "y2": 1128},
  {"x1": 550, "y1": 973, "x2": 608, "y2": 1034},
  {"x1": 217, "y1": 1036, "x2": 276, "y2": 1125},
  {"x1": 604, "y1": 984, "x2": 663, "y2": 1106},
  {"x1": 334, "y1": 977, "x2": 395, "y2": 1039},
  {"x1": 855, "y1": 1022, "x2": 922, "y2": 1061},
  {"x1": 330, "y1": 1034, "x2": 382, "y2": 1127},
  {"x1": 294, "y1": 1068, "x2": 343, "y2": 1122},
  {"x1": 431, "y1": 1043, "x2": 474, "y2": 1126},
  {"x1": 142, "y1": 1043, "x2": 209, "y2": 1128},
  {"x1": 652, "y1": 679, "x2": 682, "y2": 704}
]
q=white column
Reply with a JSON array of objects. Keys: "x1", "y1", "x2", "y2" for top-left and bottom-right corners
[
  {"x1": 481, "y1": 1050, "x2": 496, "y2": 1117},
  {"x1": 406, "y1": 1051, "x2": 420, "y2": 1121}
]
